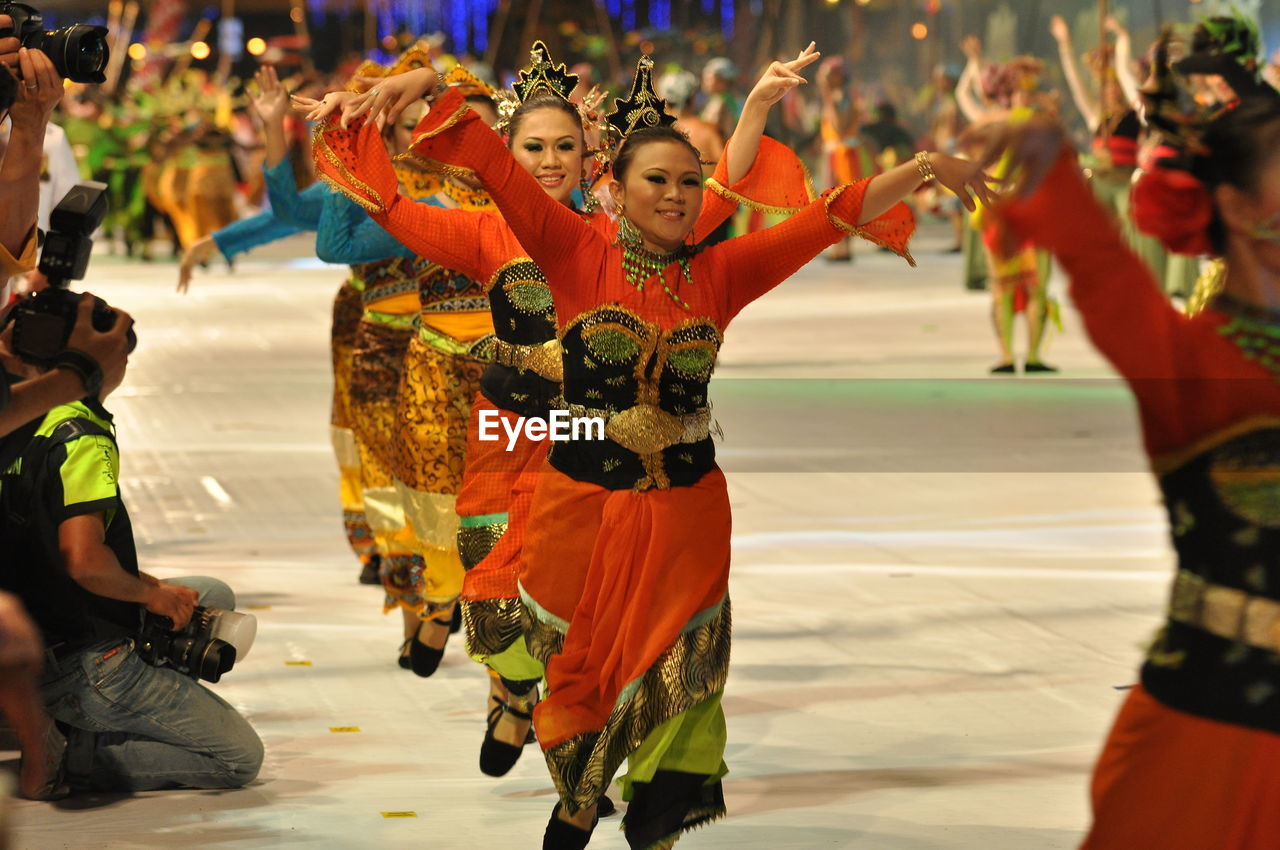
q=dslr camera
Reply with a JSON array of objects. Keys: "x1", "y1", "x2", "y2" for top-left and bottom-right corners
[
  {"x1": 0, "y1": 2, "x2": 109, "y2": 84},
  {"x1": 136, "y1": 606, "x2": 258, "y2": 684},
  {"x1": 4, "y1": 182, "x2": 137, "y2": 366}
]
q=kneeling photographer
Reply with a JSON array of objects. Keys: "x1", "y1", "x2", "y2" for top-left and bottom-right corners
[{"x1": 0, "y1": 184, "x2": 263, "y2": 798}]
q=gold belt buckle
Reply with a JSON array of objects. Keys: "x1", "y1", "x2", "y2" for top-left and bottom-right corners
[{"x1": 605, "y1": 403, "x2": 686, "y2": 455}]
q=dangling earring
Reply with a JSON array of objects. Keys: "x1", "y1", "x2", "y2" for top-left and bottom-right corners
[
  {"x1": 579, "y1": 177, "x2": 599, "y2": 213},
  {"x1": 615, "y1": 212, "x2": 643, "y2": 250},
  {"x1": 1250, "y1": 211, "x2": 1280, "y2": 243}
]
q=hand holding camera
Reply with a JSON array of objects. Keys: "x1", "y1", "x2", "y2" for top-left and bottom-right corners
[
  {"x1": 3, "y1": 44, "x2": 61, "y2": 128},
  {"x1": 64, "y1": 293, "x2": 133, "y2": 400},
  {"x1": 143, "y1": 582, "x2": 198, "y2": 630}
]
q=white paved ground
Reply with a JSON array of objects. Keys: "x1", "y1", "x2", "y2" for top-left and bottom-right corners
[{"x1": 3, "y1": 226, "x2": 1173, "y2": 849}]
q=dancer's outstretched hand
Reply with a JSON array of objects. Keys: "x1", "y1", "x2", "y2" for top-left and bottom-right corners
[
  {"x1": 292, "y1": 90, "x2": 358, "y2": 124},
  {"x1": 747, "y1": 42, "x2": 820, "y2": 109},
  {"x1": 343, "y1": 66, "x2": 439, "y2": 128},
  {"x1": 249, "y1": 65, "x2": 290, "y2": 128},
  {"x1": 927, "y1": 152, "x2": 1000, "y2": 212},
  {"x1": 969, "y1": 115, "x2": 1070, "y2": 200},
  {"x1": 177, "y1": 235, "x2": 218, "y2": 294}
]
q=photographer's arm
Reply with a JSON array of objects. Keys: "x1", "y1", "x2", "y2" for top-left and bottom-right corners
[
  {"x1": 0, "y1": 49, "x2": 60, "y2": 261},
  {"x1": 59, "y1": 515, "x2": 195, "y2": 629},
  {"x1": 0, "y1": 371, "x2": 83, "y2": 437}
]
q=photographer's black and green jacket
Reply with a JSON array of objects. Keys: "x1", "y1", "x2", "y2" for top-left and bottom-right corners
[{"x1": 0, "y1": 386, "x2": 141, "y2": 645}]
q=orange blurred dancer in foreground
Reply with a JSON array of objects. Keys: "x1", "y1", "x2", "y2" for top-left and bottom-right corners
[{"x1": 981, "y1": 19, "x2": 1280, "y2": 849}]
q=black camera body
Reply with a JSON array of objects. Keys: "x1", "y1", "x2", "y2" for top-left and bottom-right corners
[
  {"x1": 0, "y1": 2, "x2": 109, "y2": 84},
  {"x1": 0, "y1": 56, "x2": 15, "y2": 111},
  {"x1": 5, "y1": 182, "x2": 137, "y2": 366},
  {"x1": 136, "y1": 606, "x2": 240, "y2": 684}
]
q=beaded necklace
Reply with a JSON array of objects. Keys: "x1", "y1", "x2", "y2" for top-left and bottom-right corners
[
  {"x1": 1212, "y1": 292, "x2": 1280, "y2": 381},
  {"x1": 615, "y1": 215, "x2": 696, "y2": 310}
]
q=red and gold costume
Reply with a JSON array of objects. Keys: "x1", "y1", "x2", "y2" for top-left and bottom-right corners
[
  {"x1": 317, "y1": 85, "x2": 913, "y2": 847},
  {"x1": 1000, "y1": 150, "x2": 1280, "y2": 850}
]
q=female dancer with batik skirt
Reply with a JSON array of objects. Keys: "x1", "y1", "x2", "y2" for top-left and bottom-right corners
[
  {"x1": 317, "y1": 54, "x2": 993, "y2": 850},
  {"x1": 312, "y1": 42, "x2": 823, "y2": 780},
  {"x1": 299, "y1": 66, "x2": 502, "y2": 676},
  {"x1": 176, "y1": 65, "x2": 381, "y2": 585},
  {"x1": 979, "y1": 23, "x2": 1280, "y2": 849},
  {"x1": 288, "y1": 47, "x2": 502, "y2": 671}
]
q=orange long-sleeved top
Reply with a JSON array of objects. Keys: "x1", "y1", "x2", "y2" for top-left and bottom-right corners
[
  {"x1": 318, "y1": 86, "x2": 913, "y2": 339},
  {"x1": 1000, "y1": 149, "x2": 1280, "y2": 467},
  {"x1": 314, "y1": 87, "x2": 821, "y2": 417}
]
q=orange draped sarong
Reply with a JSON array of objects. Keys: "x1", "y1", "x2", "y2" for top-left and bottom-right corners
[{"x1": 521, "y1": 466, "x2": 732, "y2": 751}]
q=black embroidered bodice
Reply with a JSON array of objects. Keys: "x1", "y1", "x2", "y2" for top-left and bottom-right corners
[
  {"x1": 479, "y1": 259, "x2": 561, "y2": 418},
  {"x1": 1143, "y1": 423, "x2": 1280, "y2": 732},
  {"x1": 549, "y1": 305, "x2": 723, "y2": 491}
]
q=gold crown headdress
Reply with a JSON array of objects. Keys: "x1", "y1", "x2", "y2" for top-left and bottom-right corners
[
  {"x1": 444, "y1": 64, "x2": 496, "y2": 100},
  {"x1": 606, "y1": 54, "x2": 677, "y2": 140},
  {"x1": 345, "y1": 59, "x2": 388, "y2": 93},
  {"x1": 388, "y1": 42, "x2": 436, "y2": 77}
]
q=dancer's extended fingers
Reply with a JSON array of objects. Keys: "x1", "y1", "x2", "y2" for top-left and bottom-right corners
[
  {"x1": 386, "y1": 90, "x2": 419, "y2": 125},
  {"x1": 971, "y1": 172, "x2": 999, "y2": 208}
]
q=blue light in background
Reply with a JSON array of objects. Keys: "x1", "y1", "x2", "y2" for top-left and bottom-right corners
[
  {"x1": 721, "y1": 0, "x2": 733, "y2": 39},
  {"x1": 450, "y1": 0, "x2": 469, "y2": 52},
  {"x1": 622, "y1": 0, "x2": 635, "y2": 31},
  {"x1": 652, "y1": 0, "x2": 670, "y2": 30}
]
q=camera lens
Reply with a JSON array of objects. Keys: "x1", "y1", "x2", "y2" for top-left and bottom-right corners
[
  {"x1": 76, "y1": 33, "x2": 105, "y2": 70},
  {"x1": 42, "y1": 25, "x2": 110, "y2": 84}
]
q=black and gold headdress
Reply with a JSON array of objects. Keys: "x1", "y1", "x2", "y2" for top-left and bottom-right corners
[
  {"x1": 512, "y1": 40, "x2": 578, "y2": 103},
  {"x1": 606, "y1": 54, "x2": 677, "y2": 140}
]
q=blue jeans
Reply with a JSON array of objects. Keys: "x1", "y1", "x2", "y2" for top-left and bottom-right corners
[{"x1": 40, "y1": 577, "x2": 264, "y2": 791}]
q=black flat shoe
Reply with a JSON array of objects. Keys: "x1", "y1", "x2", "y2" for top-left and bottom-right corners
[
  {"x1": 410, "y1": 617, "x2": 452, "y2": 678},
  {"x1": 397, "y1": 637, "x2": 412, "y2": 670},
  {"x1": 989, "y1": 362, "x2": 1017, "y2": 374},
  {"x1": 1023, "y1": 361, "x2": 1059, "y2": 373},
  {"x1": 596, "y1": 795, "x2": 616, "y2": 818},
  {"x1": 480, "y1": 696, "x2": 533, "y2": 777},
  {"x1": 543, "y1": 802, "x2": 595, "y2": 850}
]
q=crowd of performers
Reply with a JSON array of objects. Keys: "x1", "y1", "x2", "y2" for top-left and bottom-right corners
[{"x1": 16, "y1": 6, "x2": 1280, "y2": 848}]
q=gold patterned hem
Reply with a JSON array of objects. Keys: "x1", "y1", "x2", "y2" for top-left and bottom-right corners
[
  {"x1": 703, "y1": 176, "x2": 808, "y2": 217},
  {"x1": 393, "y1": 152, "x2": 481, "y2": 184},
  {"x1": 313, "y1": 119, "x2": 388, "y2": 213},
  {"x1": 461, "y1": 597, "x2": 526, "y2": 660},
  {"x1": 458, "y1": 520, "x2": 508, "y2": 570},
  {"x1": 396, "y1": 99, "x2": 473, "y2": 155},
  {"x1": 824, "y1": 184, "x2": 917, "y2": 267},
  {"x1": 525, "y1": 602, "x2": 732, "y2": 814}
]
